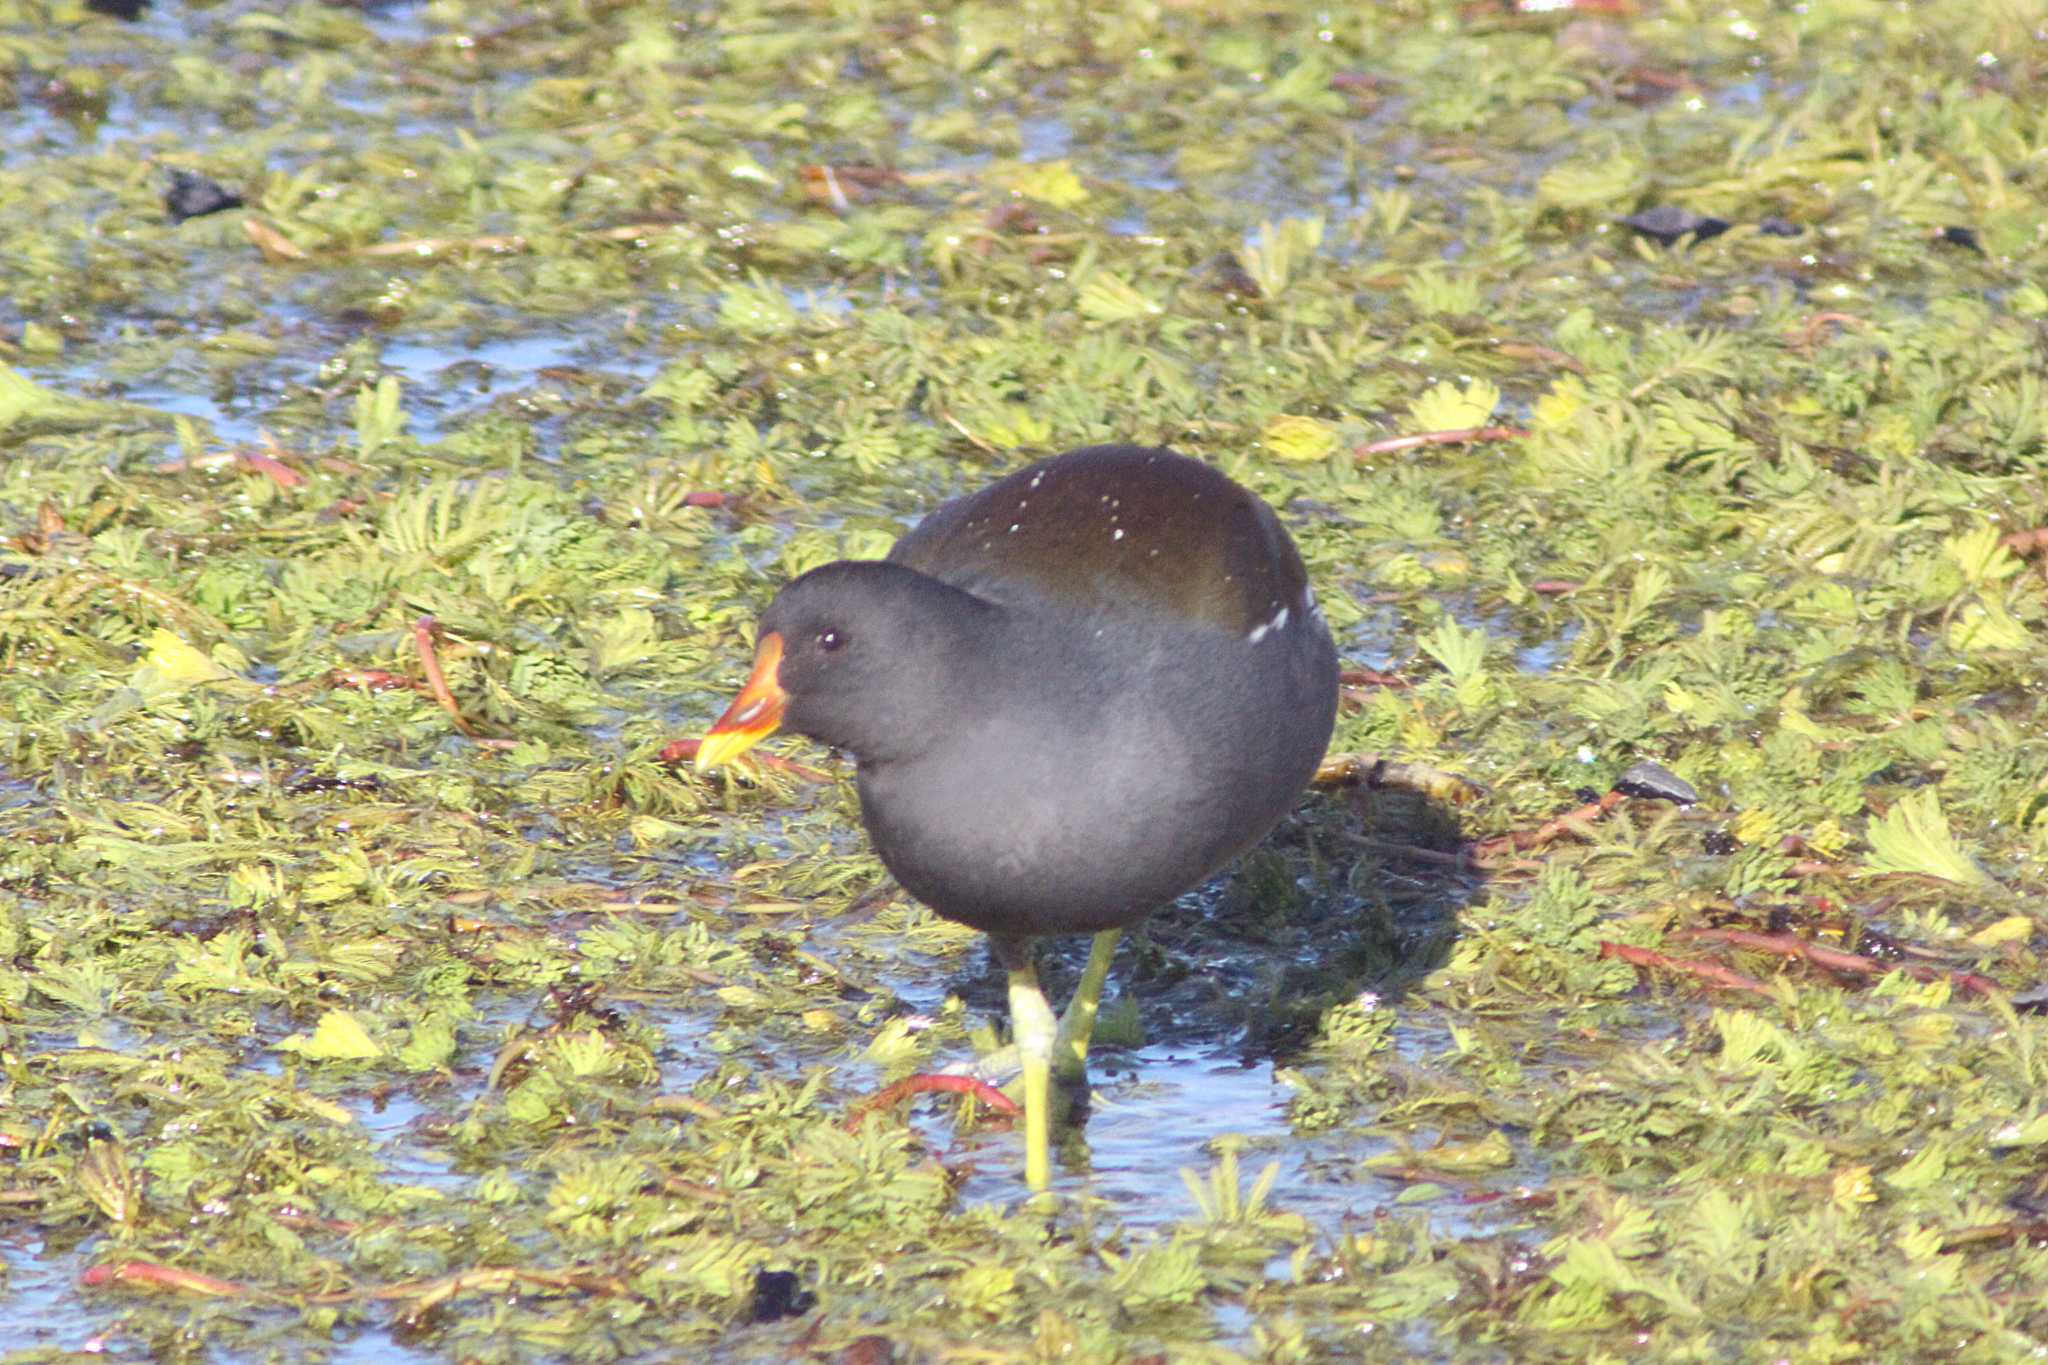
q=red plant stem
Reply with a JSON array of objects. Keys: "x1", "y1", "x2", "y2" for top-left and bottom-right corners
[
  {"x1": 1471, "y1": 791, "x2": 1626, "y2": 860},
  {"x1": 845, "y1": 1074, "x2": 1021, "y2": 1131},
  {"x1": 327, "y1": 668, "x2": 424, "y2": 693},
  {"x1": 2000, "y1": 527, "x2": 2048, "y2": 557},
  {"x1": 1599, "y1": 941, "x2": 1775, "y2": 998},
  {"x1": 413, "y1": 616, "x2": 476, "y2": 736},
  {"x1": 1678, "y1": 928, "x2": 2001, "y2": 998},
  {"x1": 1677, "y1": 927, "x2": 1875, "y2": 976},
  {"x1": 1338, "y1": 667, "x2": 1411, "y2": 689},
  {"x1": 238, "y1": 449, "x2": 307, "y2": 488},
  {"x1": 1790, "y1": 311, "x2": 1868, "y2": 351},
  {"x1": 83, "y1": 1260, "x2": 253, "y2": 1297},
  {"x1": 1353, "y1": 426, "x2": 1530, "y2": 457}
]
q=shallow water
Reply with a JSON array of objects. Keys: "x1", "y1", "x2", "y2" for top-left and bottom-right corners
[{"x1": 7, "y1": 0, "x2": 2039, "y2": 1358}]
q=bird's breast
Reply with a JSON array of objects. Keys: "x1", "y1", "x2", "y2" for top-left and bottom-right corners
[{"x1": 851, "y1": 631, "x2": 1328, "y2": 939}]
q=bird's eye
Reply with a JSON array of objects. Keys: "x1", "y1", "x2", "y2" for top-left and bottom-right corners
[{"x1": 817, "y1": 629, "x2": 846, "y2": 653}]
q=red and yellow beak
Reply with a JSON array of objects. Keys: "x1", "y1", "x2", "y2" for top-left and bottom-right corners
[{"x1": 696, "y1": 632, "x2": 788, "y2": 772}]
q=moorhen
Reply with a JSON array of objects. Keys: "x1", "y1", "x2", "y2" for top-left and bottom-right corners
[{"x1": 697, "y1": 444, "x2": 1339, "y2": 1190}]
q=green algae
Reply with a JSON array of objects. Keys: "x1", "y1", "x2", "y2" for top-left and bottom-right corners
[{"x1": 2, "y1": 0, "x2": 2048, "y2": 1359}]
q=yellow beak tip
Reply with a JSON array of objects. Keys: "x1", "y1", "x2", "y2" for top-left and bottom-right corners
[
  {"x1": 695, "y1": 718, "x2": 785, "y2": 773},
  {"x1": 702, "y1": 632, "x2": 787, "y2": 774},
  {"x1": 694, "y1": 732, "x2": 750, "y2": 773}
]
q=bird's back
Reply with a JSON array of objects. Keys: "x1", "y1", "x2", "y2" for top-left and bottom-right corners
[{"x1": 888, "y1": 444, "x2": 1310, "y2": 639}]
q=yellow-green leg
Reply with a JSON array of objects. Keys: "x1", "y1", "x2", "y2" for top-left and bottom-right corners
[
  {"x1": 1052, "y1": 929, "x2": 1121, "y2": 1083},
  {"x1": 996, "y1": 937, "x2": 1055, "y2": 1191}
]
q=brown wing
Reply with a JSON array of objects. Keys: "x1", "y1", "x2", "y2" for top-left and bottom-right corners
[{"x1": 887, "y1": 444, "x2": 1307, "y2": 636}]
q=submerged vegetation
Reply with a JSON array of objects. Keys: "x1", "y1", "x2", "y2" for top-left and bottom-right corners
[{"x1": 3, "y1": 0, "x2": 2048, "y2": 1358}]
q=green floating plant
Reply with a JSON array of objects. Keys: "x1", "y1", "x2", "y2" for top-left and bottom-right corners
[{"x1": 1865, "y1": 788, "x2": 1990, "y2": 886}]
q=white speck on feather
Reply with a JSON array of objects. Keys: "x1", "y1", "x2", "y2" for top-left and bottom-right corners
[{"x1": 1248, "y1": 602, "x2": 1291, "y2": 644}]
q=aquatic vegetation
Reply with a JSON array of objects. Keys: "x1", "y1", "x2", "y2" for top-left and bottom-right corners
[{"x1": 2, "y1": 0, "x2": 2047, "y2": 1358}]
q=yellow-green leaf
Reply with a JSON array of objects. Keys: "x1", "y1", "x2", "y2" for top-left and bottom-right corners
[
  {"x1": 0, "y1": 364, "x2": 74, "y2": 428},
  {"x1": 1532, "y1": 375, "x2": 1588, "y2": 431},
  {"x1": 1883, "y1": 1142, "x2": 1948, "y2": 1191},
  {"x1": 1263, "y1": 414, "x2": 1338, "y2": 463},
  {"x1": 629, "y1": 814, "x2": 688, "y2": 848},
  {"x1": 1238, "y1": 216, "x2": 1324, "y2": 298},
  {"x1": 1406, "y1": 378, "x2": 1501, "y2": 433},
  {"x1": 1946, "y1": 524, "x2": 2023, "y2": 585},
  {"x1": 294, "y1": 1094, "x2": 358, "y2": 1125},
  {"x1": 1994, "y1": 1113, "x2": 2048, "y2": 1146},
  {"x1": 1966, "y1": 914, "x2": 2033, "y2": 948},
  {"x1": 277, "y1": 1009, "x2": 384, "y2": 1061},
  {"x1": 1415, "y1": 1130, "x2": 1514, "y2": 1173},
  {"x1": 1076, "y1": 272, "x2": 1163, "y2": 324},
  {"x1": 1830, "y1": 1165, "x2": 1876, "y2": 1208},
  {"x1": 958, "y1": 400, "x2": 1052, "y2": 450},
  {"x1": 1003, "y1": 159, "x2": 1087, "y2": 208},
  {"x1": 132, "y1": 628, "x2": 233, "y2": 697},
  {"x1": 20, "y1": 321, "x2": 63, "y2": 355},
  {"x1": 1946, "y1": 597, "x2": 2030, "y2": 653},
  {"x1": 1538, "y1": 154, "x2": 1648, "y2": 211},
  {"x1": 1864, "y1": 789, "x2": 1988, "y2": 886}
]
